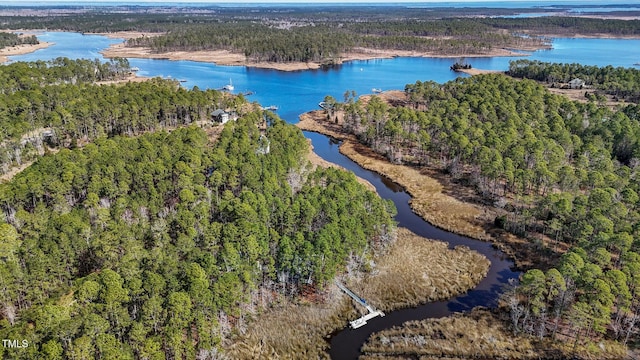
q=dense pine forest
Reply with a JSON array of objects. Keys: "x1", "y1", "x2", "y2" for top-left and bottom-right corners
[
  {"x1": 123, "y1": 20, "x2": 544, "y2": 64},
  {"x1": 508, "y1": 59, "x2": 640, "y2": 103},
  {"x1": 3, "y1": 7, "x2": 640, "y2": 65},
  {"x1": 2, "y1": 4, "x2": 640, "y2": 357},
  {"x1": 325, "y1": 72, "x2": 640, "y2": 348},
  {"x1": 0, "y1": 33, "x2": 38, "y2": 50},
  {"x1": 0, "y1": 59, "x2": 396, "y2": 357},
  {"x1": 0, "y1": 115, "x2": 395, "y2": 358},
  {"x1": 0, "y1": 58, "x2": 244, "y2": 177}
]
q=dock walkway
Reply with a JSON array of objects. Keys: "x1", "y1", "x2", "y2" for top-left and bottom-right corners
[{"x1": 335, "y1": 281, "x2": 385, "y2": 329}]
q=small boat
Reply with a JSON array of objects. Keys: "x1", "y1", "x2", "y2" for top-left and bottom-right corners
[
  {"x1": 372, "y1": 88, "x2": 383, "y2": 93},
  {"x1": 223, "y1": 79, "x2": 234, "y2": 91},
  {"x1": 130, "y1": 67, "x2": 140, "y2": 71},
  {"x1": 261, "y1": 105, "x2": 278, "y2": 111}
]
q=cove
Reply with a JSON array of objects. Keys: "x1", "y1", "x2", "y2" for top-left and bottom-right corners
[
  {"x1": 8, "y1": 31, "x2": 640, "y2": 359},
  {"x1": 304, "y1": 131, "x2": 519, "y2": 359}
]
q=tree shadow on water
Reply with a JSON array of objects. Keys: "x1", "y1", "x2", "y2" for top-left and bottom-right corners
[{"x1": 447, "y1": 268, "x2": 519, "y2": 313}]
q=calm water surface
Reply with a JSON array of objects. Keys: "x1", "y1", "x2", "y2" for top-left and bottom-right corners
[{"x1": 9, "y1": 31, "x2": 640, "y2": 359}]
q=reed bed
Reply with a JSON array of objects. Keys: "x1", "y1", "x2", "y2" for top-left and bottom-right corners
[
  {"x1": 297, "y1": 111, "x2": 544, "y2": 270},
  {"x1": 361, "y1": 309, "x2": 629, "y2": 360},
  {"x1": 348, "y1": 228, "x2": 489, "y2": 312},
  {"x1": 361, "y1": 309, "x2": 537, "y2": 359},
  {"x1": 227, "y1": 286, "x2": 352, "y2": 360},
  {"x1": 339, "y1": 140, "x2": 488, "y2": 241},
  {"x1": 297, "y1": 112, "x2": 489, "y2": 242},
  {"x1": 227, "y1": 228, "x2": 490, "y2": 359}
]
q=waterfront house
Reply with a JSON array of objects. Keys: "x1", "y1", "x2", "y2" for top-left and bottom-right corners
[
  {"x1": 212, "y1": 109, "x2": 230, "y2": 124},
  {"x1": 569, "y1": 78, "x2": 585, "y2": 89}
]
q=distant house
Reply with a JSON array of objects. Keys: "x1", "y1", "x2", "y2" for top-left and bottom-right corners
[
  {"x1": 256, "y1": 134, "x2": 271, "y2": 155},
  {"x1": 569, "y1": 78, "x2": 585, "y2": 89},
  {"x1": 211, "y1": 109, "x2": 230, "y2": 124}
]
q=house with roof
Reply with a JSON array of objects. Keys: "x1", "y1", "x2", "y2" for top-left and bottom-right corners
[
  {"x1": 212, "y1": 109, "x2": 230, "y2": 124},
  {"x1": 569, "y1": 78, "x2": 585, "y2": 89}
]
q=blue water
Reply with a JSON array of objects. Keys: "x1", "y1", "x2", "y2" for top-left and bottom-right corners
[
  {"x1": 9, "y1": 32, "x2": 121, "y2": 62},
  {"x1": 7, "y1": 30, "x2": 640, "y2": 359},
  {"x1": 499, "y1": 6, "x2": 640, "y2": 17},
  {"x1": 11, "y1": 32, "x2": 640, "y2": 127}
]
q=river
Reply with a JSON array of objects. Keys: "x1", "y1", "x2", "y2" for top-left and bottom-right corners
[{"x1": 9, "y1": 31, "x2": 640, "y2": 359}]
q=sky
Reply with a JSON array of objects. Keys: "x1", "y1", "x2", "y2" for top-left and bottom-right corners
[
  {"x1": 0, "y1": 0, "x2": 625, "y2": 3},
  {"x1": 3, "y1": 0, "x2": 640, "y2": 6}
]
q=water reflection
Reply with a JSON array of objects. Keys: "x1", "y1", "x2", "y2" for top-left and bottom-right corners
[{"x1": 307, "y1": 131, "x2": 519, "y2": 360}]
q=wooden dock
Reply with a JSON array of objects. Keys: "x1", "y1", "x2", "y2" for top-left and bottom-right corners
[{"x1": 335, "y1": 281, "x2": 385, "y2": 329}]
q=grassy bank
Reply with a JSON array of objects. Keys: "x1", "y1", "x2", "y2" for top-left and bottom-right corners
[
  {"x1": 297, "y1": 110, "x2": 545, "y2": 269},
  {"x1": 227, "y1": 228, "x2": 490, "y2": 359},
  {"x1": 303, "y1": 137, "x2": 377, "y2": 193},
  {"x1": 361, "y1": 309, "x2": 628, "y2": 360},
  {"x1": 298, "y1": 110, "x2": 487, "y2": 241}
]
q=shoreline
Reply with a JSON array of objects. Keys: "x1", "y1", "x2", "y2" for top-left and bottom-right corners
[
  {"x1": 304, "y1": 138, "x2": 377, "y2": 194},
  {"x1": 101, "y1": 45, "x2": 537, "y2": 72},
  {"x1": 227, "y1": 227, "x2": 490, "y2": 359},
  {"x1": 0, "y1": 41, "x2": 52, "y2": 63},
  {"x1": 297, "y1": 110, "x2": 489, "y2": 241},
  {"x1": 98, "y1": 31, "x2": 546, "y2": 72},
  {"x1": 297, "y1": 108, "x2": 538, "y2": 269}
]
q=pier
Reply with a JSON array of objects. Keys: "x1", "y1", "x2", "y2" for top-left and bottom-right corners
[{"x1": 335, "y1": 281, "x2": 385, "y2": 329}]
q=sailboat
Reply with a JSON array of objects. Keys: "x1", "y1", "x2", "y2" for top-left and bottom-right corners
[{"x1": 223, "y1": 78, "x2": 234, "y2": 91}]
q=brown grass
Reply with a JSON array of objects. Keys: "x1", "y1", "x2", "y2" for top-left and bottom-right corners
[
  {"x1": 298, "y1": 111, "x2": 489, "y2": 242},
  {"x1": 227, "y1": 228, "x2": 490, "y2": 359},
  {"x1": 298, "y1": 109, "x2": 559, "y2": 270},
  {"x1": 94, "y1": 73, "x2": 151, "y2": 85},
  {"x1": 0, "y1": 161, "x2": 35, "y2": 183},
  {"x1": 361, "y1": 309, "x2": 629, "y2": 360},
  {"x1": 455, "y1": 68, "x2": 505, "y2": 76},
  {"x1": 227, "y1": 286, "x2": 351, "y2": 360},
  {"x1": 0, "y1": 32, "x2": 52, "y2": 63},
  {"x1": 361, "y1": 309, "x2": 537, "y2": 359},
  {"x1": 349, "y1": 228, "x2": 489, "y2": 312}
]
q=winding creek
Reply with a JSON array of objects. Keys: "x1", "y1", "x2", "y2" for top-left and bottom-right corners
[
  {"x1": 9, "y1": 31, "x2": 640, "y2": 359},
  {"x1": 305, "y1": 131, "x2": 518, "y2": 360}
]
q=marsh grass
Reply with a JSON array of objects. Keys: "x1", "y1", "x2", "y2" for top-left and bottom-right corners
[
  {"x1": 361, "y1": 309, "x2": 537, "y2": 359},
  {"x1": 339, "y1": 140, "x2": 487, "y2": 241},
  {"x1": 349, "y1": 228, "x2": 489, "y2": 312},
  {"x1": 227, "y1": 228, "x2": 489, "y2": 359},
  {"x1": 361, "y1": 309, "x2": 629, "y2": 360},
  {"x1": 298, "y1": 111, "x2": 488, "y2": 242},
  {"x1": 227, "y1": 285, "x2": 352, "y2": 360},
  {"x1": 298, "y1": 111, "x2": 554, "y2": 270}
]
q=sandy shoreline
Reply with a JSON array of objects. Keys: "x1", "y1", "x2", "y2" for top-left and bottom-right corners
[
  {"x1": 0, "y1": 41, "x2": 52, "y2": 63},
  {"x1": 98, "y1": 31, "x2": 546, "y2": 71},
  {"x1": 101, "y1": 44, "x2": 537, "y2": 72}
]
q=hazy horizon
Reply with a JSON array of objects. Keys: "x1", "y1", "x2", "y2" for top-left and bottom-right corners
[{"x1": 2, "y1": 0, "x2": 639, "y2": 3}]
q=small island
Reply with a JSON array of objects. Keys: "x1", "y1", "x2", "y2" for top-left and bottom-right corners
[{"x1": 450, "y1": 60, "x2": 472, "y2": 71}]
